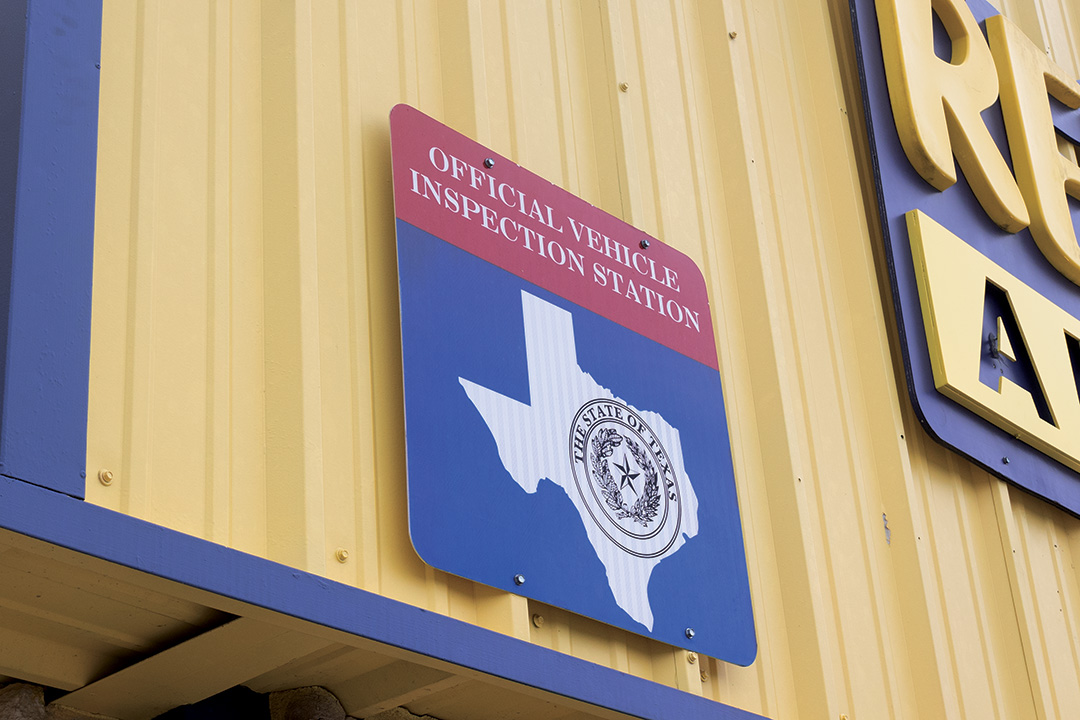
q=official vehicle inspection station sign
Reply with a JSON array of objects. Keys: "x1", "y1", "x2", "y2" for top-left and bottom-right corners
[
  {"x1": 390, "y1": 105, "x2": 756, "y2": 664},
  {"x1": 852, "y1": 0, "x2": 1080, "y2": 514}
]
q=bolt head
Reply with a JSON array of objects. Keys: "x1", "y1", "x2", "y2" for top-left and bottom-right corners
[
  {"x1": 640, "y1": 239, "x2": 650, "y2": 249},
  {"x1": 484, "y1": 158, "x2": 495, "y2": 168},
  {"x1": 687, "y1": 651, "x2": 698, "y2": 664},
  {"x1": 335, "y1": 548, "x2": 350, "y2": 563},
  {"x1": 619, "y1": 81, "x2": 630, "y2": 92},
  {"x1": 1003, "y1": 457, "x2": 1011, "y2": 465},
  {"x1": 700, "y1": 670, "x2": 710, "y2": 682},
  {"x1": 531, "y1": 613, "x2": 545, "y2": 628},
  {"x1": 685, "y1": 627, "x2": 695, "y2": 639},
  {"x1": 729, "y1": 31, "x2": 738, "y2": 39},
  {"x1": 514, "y1": 574, "x2": 526, "y2": 586},
  {"x1": 98, "y1": 469, "x2": 114, "y2": 486}
]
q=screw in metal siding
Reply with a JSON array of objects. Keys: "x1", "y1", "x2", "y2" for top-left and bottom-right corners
[
  {"x1": 640, "y1": 239, "x2": 650, "y2": 249},
  {"x1": 729, "y1": 31, "x2": 738, "y2": 39},
  {"x1": 686, "y1": 651, "x2": 697, "y2": 664},
  {"x1": 484, "y1": 158, "x2": 495, "y2": 168},
  {"x1": 619, "y1": 81, "x2": 630, "y2": 92},
  {"x1": 685, "y1": 627, "x2": 695, "y2": 639},
  {"x1": 532, "y1": 613, "x2": 545, "y2": 628},
  {"x1": 700, "y1": 670, "x2": 710, "y2": 682},
  {"x1": 335, "y1": 548, "x2": 350, "y2": 563},
  {"x1": 98, "y1": 469, "x2": 114, "y2": 486},
  {"x1": 1003, "y1": 457, "x2": 1011, "y2": 464},
  {"x1": 514, "y1": 574, "x2": 526, "y2": 586}
]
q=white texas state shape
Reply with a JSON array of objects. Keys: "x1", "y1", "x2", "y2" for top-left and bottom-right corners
[{"x1": 459, "y1": 290, "x2": 699, "y2": 630}]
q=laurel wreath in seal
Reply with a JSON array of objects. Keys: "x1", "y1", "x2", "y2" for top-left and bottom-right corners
[{"x1": 589, "y1": 427, "x2": 661, "y2": 527}]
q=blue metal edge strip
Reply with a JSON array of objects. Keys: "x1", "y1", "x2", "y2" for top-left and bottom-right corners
[
  {"x1": 0, "y1": 476, "x2": 768, "y2": 720},
  {"x1": 0, "y1": 0, "x2": 101, "y2": 496},
  {"x1": 0, "y1": 0, "x2": 30, "y2": 461}
]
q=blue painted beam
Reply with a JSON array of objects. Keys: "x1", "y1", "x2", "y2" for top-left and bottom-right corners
[{"x1": 0, "y1": 475, "x2": 769, "y2": 720}]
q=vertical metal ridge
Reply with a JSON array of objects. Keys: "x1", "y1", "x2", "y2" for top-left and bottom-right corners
[
  {"x1": 497, "y1": 1, "x2": 520, "y2": 161},
  {"x1": 363, "y1": 3, "x2": 435, "y2": 609},
  {"x1": 335, "y1": 0, "x2": 365, "y2": 592},
  {"x1": 205, "y1": 0, "x2": 235, "y2": 546},
  {"x1": 356, "y1": 1, "x2": 408, "y2": 604},
  {"x1": 667, "y1": 0, "x2": 722, "y2": 303},
  {"x1": 111, "y1": 1, "x2": 146, "y2": 523},
  {"x1": 346, "y1": 0, "x2": 387, "y2": 596},
  {"x1": 204, "y1": 0, "x2": 218, "y2": 543},
  {"x1": 547, "y1": 3, "x2": 573, "y2": 193},
  {"x1": 122, "y1": 0, "x2": 159, "y2": 523},
  {"x1": 771, "y1": 0, "x2": 903, "y2": 714},
  {"x1": 259, "y1": 0, "x2": 329, "y2": 573},
  {"x1": 626, "y1": 1, "x2": 663, "y2": 237}
]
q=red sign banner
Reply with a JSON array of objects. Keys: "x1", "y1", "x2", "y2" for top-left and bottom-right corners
[{"x1": 390, "y1": 104, "x2": 720, "y2": 371}]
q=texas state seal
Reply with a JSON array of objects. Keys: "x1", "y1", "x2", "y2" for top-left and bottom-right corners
[{"x1": 569, "y1": 398, "x2": 682, "y2": 558}]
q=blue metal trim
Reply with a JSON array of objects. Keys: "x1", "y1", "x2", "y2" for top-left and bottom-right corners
[
  {"x1": 0, "y1": 0, "x2": 30, "y2": 481},
  {"x1": 0, "y1": 0, "x2": 101, "y2": 496},
  {"x1": 0, "y1": 476, "x2": 769, "y2": 720}
]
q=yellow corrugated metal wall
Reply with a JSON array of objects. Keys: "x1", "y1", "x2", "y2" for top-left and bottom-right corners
[{"x1": 84, "y1": 0, "x2": 1080, "y2": 717}]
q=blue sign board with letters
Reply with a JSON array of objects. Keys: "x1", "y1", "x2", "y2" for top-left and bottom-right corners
[{"x1": 852, "y1": 0, "x2": 1080, "y2": 513}]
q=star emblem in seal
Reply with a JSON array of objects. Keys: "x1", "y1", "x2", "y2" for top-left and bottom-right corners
[
  {"x1": 613, "y1": 455, "x2": 640, "y2": 495},
  {"x1": 569, "y1": 398, "x2": 683, "y2": 558}
]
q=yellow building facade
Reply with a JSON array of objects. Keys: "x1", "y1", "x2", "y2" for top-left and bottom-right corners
[{"x1": 3, "y1": 0, "x2": 1080, "y2": 718}]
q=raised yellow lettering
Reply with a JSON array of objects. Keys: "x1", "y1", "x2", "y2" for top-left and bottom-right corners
[
  {"x1": 908, "y1": 209, "x2": 1080, "y2": 469},
  {"x1": 987, "y1": 14, "x2": 1080, "y2": 285},
  {"x1": 876, "y1": 0, "x2": 1029, "y2": 231}
]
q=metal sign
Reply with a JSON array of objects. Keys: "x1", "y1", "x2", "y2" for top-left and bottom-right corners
[
  {"x1": 391, "y1": 105, "x2": 755, "y2": 664},
  {"x1": 851, "y1": 0, "x2": 1080, "y2": 512}
]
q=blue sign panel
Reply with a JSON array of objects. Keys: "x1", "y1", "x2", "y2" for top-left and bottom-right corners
[
  {"x1": 851, "y1": 0, "x2": 1080, "y2": 513},
  {"x1": 392, "y1": 106, "x2": 756, "y2": 665}
]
